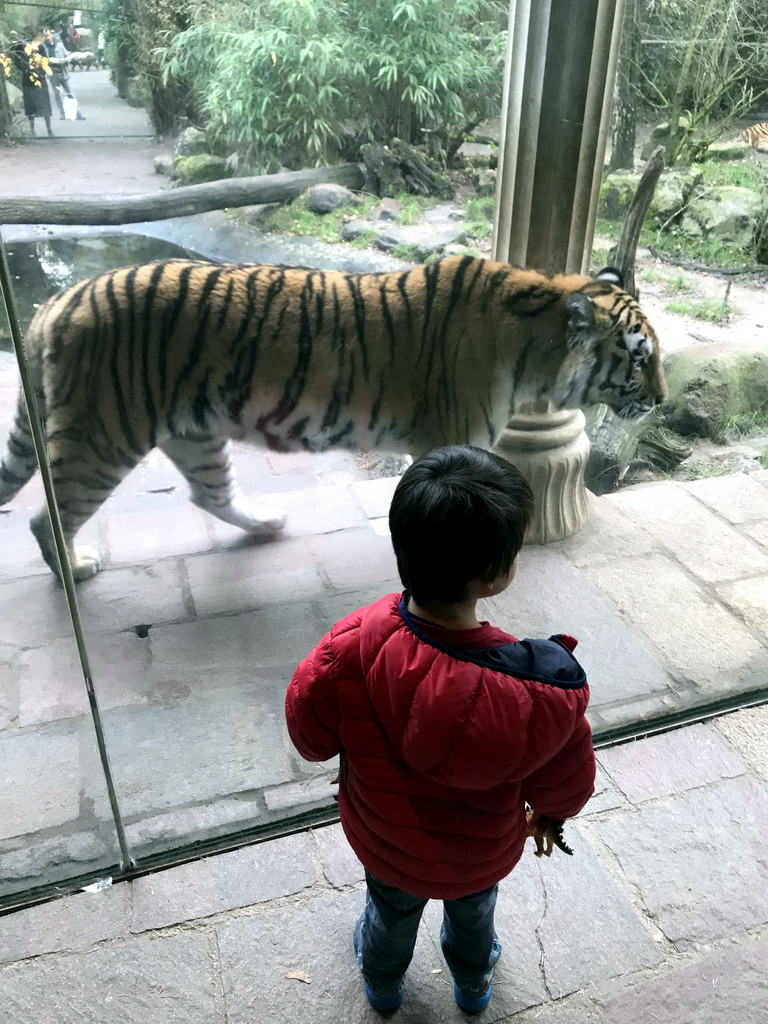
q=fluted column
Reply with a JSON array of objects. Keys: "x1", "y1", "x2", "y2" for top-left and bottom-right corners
[{"x1": 492, "y1": 0, "x2": 624, "y2": 542}]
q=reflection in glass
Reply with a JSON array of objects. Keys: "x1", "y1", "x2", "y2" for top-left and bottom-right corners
[{"x1": 0, "y1": 244, "x2": 124, "y2": 905}]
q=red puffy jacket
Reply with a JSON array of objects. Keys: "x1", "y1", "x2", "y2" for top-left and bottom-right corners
[{"x1": 286, "y1": 593, "x2": 595, "y2": 899}]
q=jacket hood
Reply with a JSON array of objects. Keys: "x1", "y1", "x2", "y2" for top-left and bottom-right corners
[{"x1": 357, "y1": 594, "x2": 587, "y2": 790}]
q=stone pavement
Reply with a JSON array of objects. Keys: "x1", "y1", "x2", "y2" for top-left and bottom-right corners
[{"x1": 1, "y1": 707, "x2": 768, "y2": 1024}]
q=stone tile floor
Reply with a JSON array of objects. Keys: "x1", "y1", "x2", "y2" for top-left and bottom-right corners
[{"x1": 1, "y1": 708, "x2": 768, "y2": 1023}]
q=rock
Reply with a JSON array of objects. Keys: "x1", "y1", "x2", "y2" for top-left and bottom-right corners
[
  {"x1": 370, "y1": 197, "x2": 404, "y2": 221},
  {"x1": 373, "y1": 223, "x2": 469, "y2": 260},
  {"x1": 124, "y1": 76, "x2": 145, "y2": 108},
  {"x1": 457, "y1": 142, "x2": 496, "y2": 168},
  {"x1": 681, "y1": 185, "x2": 763, "y2": 246},
  {"x1": 154, "y1": 155, "x2": 174, "y2": 177},
  {"x1": 172, "y1": 153, "x2": 230, "y2": 185},
  {"x1": 705, "y1": 140, "x2": 754, "y2": 162},
  {"x1": 304, "y1": 183, "x2": 357, "y2": 214},
  {"x1": 174, "y1": 126, "x2": 209, "y2": 159},
  {"x1": 339, "y1": 218, "x2": 372, "y2": 241},
  {"x1": 599, "y1": 168, "x2": 703, "y2": 226},
  {"x1": 662, "y1": 343, "x2": 768, "y2": 441},
  {"x1": 472, "y1": 118, "x2": 501, "y2": 145},
  {"x1": 585, "y1": 413, "x2": 639, "y2": 494},
  {"x1": 441, "y1": 244, "x2": 481, "y2": 257},
  {"x1": 473, "y1": 168, "x2": 497, "y2": 198}
]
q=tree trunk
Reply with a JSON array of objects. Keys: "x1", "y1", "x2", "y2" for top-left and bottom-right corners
[
  {"x1": 0, "y1": 163, "x2": 365, "y2": 225},
  {"x1": 608, "y1": 0, "x2": 638, "y2": 171},
  {"x1": 611, "y1": 145, "x2": 665, "y2": 299},
  {"x1": 0, "y1": 73, "x2": 12, "y2": 141},
  {"x1": 362, "y1": 140, "x2": 453, "y2": 198}
]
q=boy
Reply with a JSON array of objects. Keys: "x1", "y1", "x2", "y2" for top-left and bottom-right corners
[{"x1": 285, "y1": 446, "x2": 595, "y2": 1013}]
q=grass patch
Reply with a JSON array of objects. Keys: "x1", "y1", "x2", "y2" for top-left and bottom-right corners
[
  {"x1": 698, "y1": 161, "x2": 766, "y2": 191},
  {"x1": 665, "y1": 297, "x2": 730, "y2": 322},
  {"x1": 594, "y1": 217, "x2": 622, "y2": 241},
  {"x1": 393, "y1": 193, "x2": 432, "y2": 226},
  {"x1": 590, "y1": 247, "x2": 612, "y2": 274},
  {"x1": 390, "y1": 243, "x2": 419, "y2": 261},
  {"x1": 640, "y1": 225, "x2": 758, "y2": 269},
  {"x1": 641, "y1": 268, "x2": 692, "y2": 290},
  {"x1": 724, "y1": 409, "x2": 768, "y2": 433},
  {"x1": 350, "y1": 228, "x2": 378, "y2": 250},
  {"x1": 463, "y1": 196, "x2": 495, "y2": 240},
  {"x1": 760, "y1": 447, "x2": 768, "y2": 470},
  {"x1": 266, "y1": 194, "x2": 377, "y2": 244}
]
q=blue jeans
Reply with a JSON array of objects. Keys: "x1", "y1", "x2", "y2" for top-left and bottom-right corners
[{"x1": 354, "y1": 870, "x2": 502, "y2": 999}]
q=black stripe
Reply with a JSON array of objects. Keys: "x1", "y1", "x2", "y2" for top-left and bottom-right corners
[
  {"x1": 140, "y1": 262, "x2": 169, "y2": 447},
  {"x1": 343, "y1": 274, "x2": 368, "y2": 381},
  {"x1": 167, "y1": 267, "x2": 224, "y2": 431}
]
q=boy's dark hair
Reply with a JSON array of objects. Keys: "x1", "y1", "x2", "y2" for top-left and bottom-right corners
[{"x1": 389, "y1": 445, "x2": 535, "y2": 606}]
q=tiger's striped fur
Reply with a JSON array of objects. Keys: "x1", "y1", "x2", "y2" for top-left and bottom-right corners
[
  {"x1": 741, "y1": 122, "x2": 768, "y2": 153},
  {"x1": 0, "y1": 255, "x2": 666, "y2": 580}
]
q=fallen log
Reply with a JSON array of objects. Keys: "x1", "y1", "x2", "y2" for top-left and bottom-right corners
[{"x1": 0, "y1": 163, "x2": 365, "y2": 226}]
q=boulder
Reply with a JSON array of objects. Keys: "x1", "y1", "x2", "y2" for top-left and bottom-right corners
[
  {"x1": 304, "y1": 183, "x2": 358, "y2": 213},
  {"x1": 154, "y1": 154, "x2": 174, "y2": 176},
  {"x1": 339, "y1": 218, "x2": 372, "y2": 241},
  {"x1": 640, "y1": 117, "x2": 692, "y2": 161},
  {"x1": 599, "y1": 168, "x2": 703, "y2": 226},
  {"x1": 681, "y1": 186, "x2": 763, "y2": 246},
  {"x1": 370, "y1": 198, "x2": 404, "y2": 221},
  {"x1": 5, "y1": 82, "x2": 23, "y2": 115},
  {"x1": 472, "y1": 168, "x2": 497, "y2": 198},
  {"x1": 661, "y1": 343, "x2": 768, "y2": 441},
  {"x1": 174, "y1": 126, "x2": 209, "y2": 159},
  {"x1": 172, "y1": 153, "x2": 230, "y2": 185},
  {"x1": 124, "y1": 76, "x2": 145, "y2": 108},
  {"x1": 373, "y1": 223, "x2": 469, "y2": 260}
]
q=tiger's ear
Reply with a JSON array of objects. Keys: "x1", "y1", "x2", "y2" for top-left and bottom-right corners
[
  {"x1": 565, "y1": 291, "x2": 596, "y2": 351},
  {"x1": 595, "y1": 266, "x2": 624, "y2": 288}
]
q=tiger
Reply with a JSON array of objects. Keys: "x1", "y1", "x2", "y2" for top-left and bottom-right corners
[
  {"x1": 0, "y1": 255, "x2": 666, "y2": 581},
  {"x1": 740, "y1": 123, "x2": 768, "y2": 153}
]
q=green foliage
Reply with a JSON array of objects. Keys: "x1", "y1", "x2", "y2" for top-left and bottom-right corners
[
  {"x1": 760, "y1": 447, "x2": 768, "y2": 469},
  {"x1": 265, "y1": 193, "x2": 375, "y2": 244},
  {"x1": 390, "y1": 243, "x2": 419, "y2": 261},
  {"x1": 665, "y1": 297, "x2": 730, "y2": 323},
  {"x1": 590, "y1": 247, "x2": 612, "y2": 273},
  {"x1": 154, "y1": 0, "x2": 507, "y2": 173},
  {"x1": 393, "y1": 193, "x2": 430, "y2": 225},
  {"x1": 350, "y1": 228, "x2": 378, "y2": 249},
  {"x1": 698, "y1": 161, "x2": 766, "y2": 191},
  {"x1": 463, "y1": 195, "x2": 494, "y2": 239}
]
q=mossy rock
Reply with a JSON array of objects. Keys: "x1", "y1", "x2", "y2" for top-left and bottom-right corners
[
  {"x1": 174, "y1": 126, "x2": 209, "y2": 159},
  {"x1": 661, "y1": 345, "x2": 768, "y2": 441},
  {"x1": 124, "y1": 76, "x2": 145, "y2": 108},
  {"x1": 173, "y1": 153, "x2": 230, "y2": 185},
  {"x1": 704, "y1": 140, "x2": 753, "y2": 162},
  {"x1": 680, "y1": 186, "x2": 763, "y2": 246},
  {"x1": 599, "y1": 168, "x2": 703, "y2": 226}
]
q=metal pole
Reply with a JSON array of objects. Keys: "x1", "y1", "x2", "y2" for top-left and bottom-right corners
[{"x1": 0, "y1": 229, "x2": 134, "y2": 872}]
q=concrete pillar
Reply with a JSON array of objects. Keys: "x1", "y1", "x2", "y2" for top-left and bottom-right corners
[{"x1": 492, "y1": 0, "x2": 624, "y2": 543}]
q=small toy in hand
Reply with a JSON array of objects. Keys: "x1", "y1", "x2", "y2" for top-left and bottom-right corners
[{"x1": 526, "y1": 810, "x2": 574, "y2": 857}]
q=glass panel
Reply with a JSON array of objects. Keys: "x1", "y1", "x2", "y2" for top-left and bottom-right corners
[{"x1": 0, "y1": 242, "x2": 122, "y2": 906}]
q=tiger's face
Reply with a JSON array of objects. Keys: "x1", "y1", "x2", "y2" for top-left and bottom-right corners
[{"x1": 560, "y1": 268, "x2": 667, "y2": 420}]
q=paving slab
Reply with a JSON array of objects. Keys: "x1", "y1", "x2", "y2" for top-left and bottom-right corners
[
  {"x1": 0, "y1": 829, "x2": 114, "y2": 896},
  {"x1": 0, "y1": 931, "x2": 218, "y2": 1024},
  {"x1": 743, "y1": 518, "x2": 768, "y2": 550},
  {"x1": 102, "y1": 685, "x2": 294, "y2": 818},
  {"x1": 125, "y1": 794, "x2": 268, "y2": 858},
  {"x1": 682, "y1": 473, "x2": 768, "y2": 525},
  {"x1": 605, "y1": 483, "x2": 768, "y2": 583},
  {"x1": 185, "y1": 538, "x2": 325, "y2": 618},
  {"x1": 590, "y1": 776, "x2": 768, "y2": 947},
  {"x1": 351, "y1": 476, "x2": 400, "y2": 519},
  {"x1": 717, "y1": 575, "x2": 768, "y2": 642},
  {"x1": 0, "y1": 886, "x2": 129, "y2": 964},
  {"x1": 307, "y1": 527, "x2": 399, "y2": 591},
  {"x1": 552, "y1": 491, "x2": 660, "y2": 567},
  {"x1": 0, "y1": 726, "x2": 82, "y2": 841},
  {"x1": 0, "y1": 575, "x2": 77, "y2": 648},
  {"x1": 597, "y1": 724, "x2": 746, "y2": 803},
  {"x1": 581, "y1": 765, "x2": 628, "y2": 815},
  {"x1": 263, "y1": 774, "x2": 338, "y2": 814},
  {"x1": 104, "y1": 504, "x2": 214, "y2": 566},
  {"x1": 311, "y1": 823, "x2": 365, "y2": 888},
  {"x1": 483, "y1": 549, "x2": 676, "y2": 705},
  {"x1": 19, "y1": 631, "x2": 152, "y2": 726},
  {"x1": 147, "y1": 602, "x2": 327, "y2": 685},
  {"x1": 713, "y1": 705, "x2": 768, "y2": 782},
  {"x1": 580, "y1": 553, "x2": 768, "y2": 692},
  {"x1": 595, "y1": 937, "x2": 768, "y2": 1024},
  {"x1": 500, "y1": 829, "x2": 661, "y2": 999},
  {"x1": 74, "y1": 561, "x2": 191, "y2": 633}
]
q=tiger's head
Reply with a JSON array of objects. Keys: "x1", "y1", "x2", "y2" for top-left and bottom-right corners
[{"x1": 559, "y1": 268, "x2": 667, "y2": 420}]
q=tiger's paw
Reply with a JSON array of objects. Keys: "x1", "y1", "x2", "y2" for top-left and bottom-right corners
[
  {"x1": 196, "y1": 496, "x2": 287, "y2": 536},
  {"x1": 71, "y1": 546, "x2": 102, "y2": 581}
]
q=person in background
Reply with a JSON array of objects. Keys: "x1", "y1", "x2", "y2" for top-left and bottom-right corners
[
  {"x1": 9, "y1": 36, "x2": 54, "y2": 137},
  {"x1": 97, "y1": 30, "x2": 106, "y2": 69},
  {"x1": 39, "y1": 26, "x2": 85, "y2": 121}
]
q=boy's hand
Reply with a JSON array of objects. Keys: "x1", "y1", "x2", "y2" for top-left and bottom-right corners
[{"x1": 526, "y1": 811, "x2": 574, "y2": 857}]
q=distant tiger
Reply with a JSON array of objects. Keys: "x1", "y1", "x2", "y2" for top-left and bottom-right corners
[
  {"x1": 740, "y1": 122, "x2": 768, "y2": 153},
  {"x1": 0, "y1": 256, "x2": 667, "y2": 580}
]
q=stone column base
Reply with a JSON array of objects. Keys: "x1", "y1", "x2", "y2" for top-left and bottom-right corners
[{"x1": 493, "y1": 410, "x2": 590, "y2": 543}]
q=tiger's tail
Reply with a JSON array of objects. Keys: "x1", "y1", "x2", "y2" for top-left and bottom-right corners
[{"x1": 0, "y1": 387, "x2": 40, "y2": 506}]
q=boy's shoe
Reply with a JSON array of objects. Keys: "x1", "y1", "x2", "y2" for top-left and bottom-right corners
[
  {"x1": 59, "y1": 114, "x2": 65, "y2": 120},
  {"x1": 353, "y1": 916, "x2": 404, "y2": 1012},
  {"x1": 454, "y1": 983, "x2": 492, "y2": 1013},
  {"x1": 76, "y1": 111, "x2": 86, "y2": 120}
]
